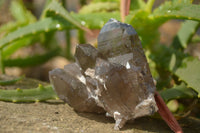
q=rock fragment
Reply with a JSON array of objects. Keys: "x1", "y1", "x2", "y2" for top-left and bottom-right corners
[{"x1": 49, "y1": 18, "x2": 158, "y2": 130}]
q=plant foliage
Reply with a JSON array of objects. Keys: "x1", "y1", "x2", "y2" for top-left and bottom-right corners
[{"x1": 0, "y1": 0, "x2": 200, "y2": 106}]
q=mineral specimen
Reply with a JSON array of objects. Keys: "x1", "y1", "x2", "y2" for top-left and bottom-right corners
[
  {"x1": 49, "y1": 63, "x2": 104, "y2": 113},
  {"x1": 49, "y1": 18, "x2": 158, "y2": 130}
]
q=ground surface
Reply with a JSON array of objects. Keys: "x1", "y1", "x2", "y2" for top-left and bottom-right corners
[
  {"x1": 0, "y1": 75, "x2": 200, "y2": 133},
  {"x1": 1, "y1": 100, "x2": 200, "y2": 133}
]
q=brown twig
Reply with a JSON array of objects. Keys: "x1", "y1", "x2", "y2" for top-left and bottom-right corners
[
  {"x1": 120, "y1": 0, "x2": 131, "y2": 22},
  {"x1": 154, "y1": 91, "x2": 183, "y2": 133}
]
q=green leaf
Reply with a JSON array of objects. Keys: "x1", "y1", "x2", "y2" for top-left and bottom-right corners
[
  {"x1": 152, "y1": 2, "x2": 200, "y2": 21},
  {"x1": 0, "y1": 76, "x2": 24, "y2": 86},
  {"x1": 92, "y1": 0, "x2": 119, "y2": 2},
  {"x1": 0, "y1": 17, "x2": 72, "y2": 49},
  {"x1": 145, "y1": 50, "x2": 159, "y2": 78},
  {"x1": 126, "y1": 10, "x2": 160, "y2": 47},
  {"x1": 181, "y1": 0, "x2": 193, "y2": 4},
  {"x1": 177, "y1": 20, "x2": 199, "y2": 48},
  {"x1": 126, "y1": 1, "x2": 200, "y2": 48},
  {"x1": 42, "y1": 0, "x2": 89, "y2": 32},
  {"x1": 169, "y1": 53, "x2": 176, "y2": 72},
  {"x1": 0, "y1": 85, "x2": 57, "y2": 102},
  {"x1": 79, "y1": 2, "x2": 119, "y2": 14},
  {"x1": 2, "y1": 36, "x2": 39, "y2": 58},
  {"x1": 175, "y1": 57, "x2": 200, "y2": 96},
  {"x1": 10, "y1": 0, "x2": 36, "y2": 22},
  {"x1": 130, "y1": 0, "x2": 146, "y2": 11},
  {"x1": 150, "y1": 45, "x2": 186, "y2": 71},
  {"x1": 0, "y1": 50, "x2": 5, "y2": 74},
  {"x1": 72, "y1": 12, "x2": 120, "y2": 29},
  {"x1": 0, "y1": 0, "x2": 36, "y2": 36},
  {"x1": 172, "y1": 0, "x2": 193, "y2": 4},
  {"x1": 159, "y1": 83, "x2": 198, "y2": 102},
  {"x1": 78, "y1": 30, "x2": 86, "y2": 44},
  {"x1": 145, "y1": 0, "x2": 155, "y2": 12},
  {"x1": 171, "y1": 20, "x2": 199, "y2": 50},
  {"x1": 0, "y1": 12, "x2": 117, "y2": 50},
  {"x1": 0, "y1": 21, "x2": 28, "y2": 36},
  {"x1": 4, "y1": 48, "x2": 60, "y2": 67}
]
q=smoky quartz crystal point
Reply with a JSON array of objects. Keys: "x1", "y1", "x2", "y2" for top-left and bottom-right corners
[{"x1": 49, "y1": 18, "x2": 158, "y2": 130}]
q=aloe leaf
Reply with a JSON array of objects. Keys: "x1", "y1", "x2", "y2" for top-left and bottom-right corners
[
  {"x1": 0, "y1": 76, "x2": 24, "y2": 86},
  {"x1": 0, "y1": 0, "x2": 95, "y2": 50},
  {"x1": 78, "y1": 30, "x2": 86, "y2": 44},
  {"x1": 0, "y1": 8, "x2": 119, "y2": 50},
  {"x1": 92, "y1": 0, "x2": 119, "y2": 2},
  {"x1": 169, "y1": 53, "x2": 176, "y2": 72},
  {"x1": 177, "y1": 20, "x2": 199, "y2": 48},
  {"x1": 79, "y1": 2, "x2": 119, "y2": 14},
  {"x1": 150, "y1": 45, "x2": 174, "y2": 69},
  {"x1": 0, "y1": 12, "x2": 117, "y2": 50},
  {"x1": 0, "y1": 84, "x2": 57, "y2": 102},
  {"x1": 130, "y1": 0, "x2": 146, "y2": 11},
  {"x1": 126, "y1": 1, "x2": 199, "y2": 47},
  {"x1": 126, "y1": 10, "x2": 160, "y2": 47},
  {"x1": 175, "y1": 57, "x2": 200, "y2": 96},
  {"x1": 150, "y1": 44, "x2": 187, "y2": 75},
  {"x1": 130, "y1": 0, "x2": 200, "y2": 47},
  {"x1": 42, "y1": 0, "x2": 89, "y2": 32},
  {"x1": 10, "y1": 0, "x2": 36, "y2": 23},
  {"x1": 0, "y1": 21, "x2": 28, "y2": 36},
  {"x1": 2, "y1": 36, "x2": 39, "y2": 58},
  {"x1": 171, "y1": 20, "x2": 200, "y2": 50},
  {"x1": 4, "y1": 48, "x2": 60, "y2": 67},
  {"x1": 182, "y1": 0, "x2": 193, "y2": 4},
  {"x1": 0, "y1": 50, "x2": 5, "y2": 74},
  {"x1": 0, "y1": 1, "x2": 36, "y2": 36},
  {"x1": 0, "y1": 17, "x2": 72, "y2": 49},
  {"x1": 65, "y1": 29, "x2": 72, "y2": 59},
  {"x1": 159, "y1": 83, "x2": 198, "y2": 102},
  {"x1": 145, "y1": 0, "x2": 155, "y2": 12},
  {"x1": 152, "y1": 2, "x2": 200, "y2": 21},
  {"x1": 72, "y1": 12, "x2": 120, "y2": 29}
]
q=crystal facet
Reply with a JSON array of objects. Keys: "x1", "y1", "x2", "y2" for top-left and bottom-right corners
[
  {"x1": 49, "y1": 63, "x2": 104, "y2": 113},
  {"x1": 49, "y1": 18, "x2": 158, "y2": 130}
]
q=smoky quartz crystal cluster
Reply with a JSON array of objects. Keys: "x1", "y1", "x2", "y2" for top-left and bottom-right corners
[{"x1": 49, "y1": 19, "x2": 158, "y2": 130}]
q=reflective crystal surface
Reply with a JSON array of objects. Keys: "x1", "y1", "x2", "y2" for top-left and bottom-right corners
[
  {"x1": 49, "y1": 18, "x2": 157, "y2": 130},
  {"x1": 75, "y1": 44, "x2": 102, "y2": 71},
  {"x1": 49, "y1": 63, "x2": 104, "y2": 113}
]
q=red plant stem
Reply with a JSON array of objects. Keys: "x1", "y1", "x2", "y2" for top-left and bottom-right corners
[
  {"x1": 120, "y1": 0, "x2": 131, "y2": 22},
  {"x1": 126, "y1": 0, "x2": 130, "y2": 16},
  {"x1": 154, "y1": 91, "x2": 183, "y2": 133}
]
